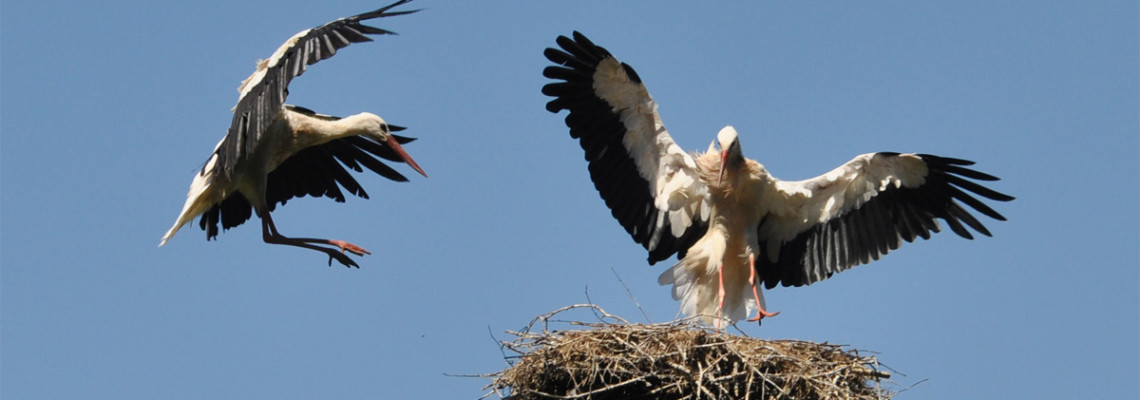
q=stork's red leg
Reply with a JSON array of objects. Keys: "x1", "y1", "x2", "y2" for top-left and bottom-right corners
[
  {"x1": 746, "y1": 254, "x2": 780, "y2": 322},
  {"x1": 259, "y1": 212, "x2": 367, "y2": 268},
  {"x1": 716, "y1": 262, "x2": 726, "y2": 330},
  {"x1": 261, "y1": 212, "x2": 370, "y2": 256}
]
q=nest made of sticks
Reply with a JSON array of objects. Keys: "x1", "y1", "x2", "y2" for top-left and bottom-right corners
[{"x1": 487, "y1": 305, "x2": 894, "y2": 400}]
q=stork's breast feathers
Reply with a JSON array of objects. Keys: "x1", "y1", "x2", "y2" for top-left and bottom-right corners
[{"x1": 656, "y1": 164, "x2": 708, "y2": 238}]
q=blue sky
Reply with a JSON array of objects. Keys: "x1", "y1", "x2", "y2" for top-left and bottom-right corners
[{"x1": 2, "y1": 1, "x2": 1136, "y2": 398}]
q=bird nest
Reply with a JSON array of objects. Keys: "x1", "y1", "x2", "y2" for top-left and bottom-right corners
[{"x1": 486, "y1": 305, "x2": 893, "y2": 400}]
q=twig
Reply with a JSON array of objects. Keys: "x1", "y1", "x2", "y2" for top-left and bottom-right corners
[{"x1": 610, "y1": 266, "x2": 652, "y2": 323}]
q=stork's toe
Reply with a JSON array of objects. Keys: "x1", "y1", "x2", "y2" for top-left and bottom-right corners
[{"x1": 330, "y1": 240, "x2": 371, "y2": 256}]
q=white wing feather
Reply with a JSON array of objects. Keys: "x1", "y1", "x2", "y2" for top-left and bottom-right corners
[
  {"x1": 759, "y1": 153, "x2": 930, "y2": 257},
  {"x1": 593, "y1": 58, "x2": 709, "y2": 240}
]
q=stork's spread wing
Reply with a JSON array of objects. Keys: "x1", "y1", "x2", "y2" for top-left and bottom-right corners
[
  {"x1": 754, "y1": 152, "x2": 1014, "y2": 288},
  {"x1": 543, "y1": 31, "x2": 709, "y2": 264},
  {"x1": 211, "y1": 0, "x2": 417, "y2": 176},
  {"x1": 197, "y1": 106, "x2": 416, "y2": 239}
]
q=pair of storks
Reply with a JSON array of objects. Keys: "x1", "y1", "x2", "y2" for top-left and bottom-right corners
[{"x1": 161, "y1": 1, "x2": 1013, "y2": 327}]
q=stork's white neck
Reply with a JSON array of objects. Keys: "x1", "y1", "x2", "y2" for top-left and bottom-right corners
[{"x1": 287, "y1": 111, "x2": 385, "y2": 144}]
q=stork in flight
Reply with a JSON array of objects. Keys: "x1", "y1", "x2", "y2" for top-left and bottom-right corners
[
  {"x1": 543, "y1": 32, "x2": 1013, "y2": 328},
  {"x1": 160, "y1": 0, "x2": 426, "y2": 268}
]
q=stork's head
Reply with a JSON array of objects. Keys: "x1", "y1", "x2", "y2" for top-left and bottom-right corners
[
  {"x1": 358, "y1": 112, "x2": 428, "y2": 178},
  {"x1": 716, "y1": 126, "x2": 743, "y2": 184}
]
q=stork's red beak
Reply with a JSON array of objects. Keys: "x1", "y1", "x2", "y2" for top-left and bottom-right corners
[
  {"x1": 718, "y1": 148, "x2": 729, "y2": 185},
  {"x1": 385, "y1": 135, "x2": 428, "y2": 178}
]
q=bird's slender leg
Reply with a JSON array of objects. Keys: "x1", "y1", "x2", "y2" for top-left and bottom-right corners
[
  {"x1": 716, "y1": 262, "x2": 726, "y2": 330},
  {"x1": 259, "y1": 211, "x2": 368, "y2": 268},
  {"x1": 283, "y1": 236, "x2": 371, "y2": 257},
  {"x1": 745, "y1": 253, "x2": 780, "y2": 322},
  {"x1": 262, "y1": 212, "x2": 370, "y2": 256}
]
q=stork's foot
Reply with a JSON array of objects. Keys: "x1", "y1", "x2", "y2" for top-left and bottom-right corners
[
  {"x1": 746, "y1": 309, "x2": 780, "y2": 323},
  {"x1": 324, "y1": 249, "x2": 361, "y2": 268},
  {"x1": 330, "y1": 240, "x2": 371, "y2": 257},
  {"x1": 324, "y1": 240, "x2": 369, "y2": 268}
]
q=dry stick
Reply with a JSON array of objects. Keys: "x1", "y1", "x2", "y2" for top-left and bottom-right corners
[
  {"x1": 610, "y1": 266, "x2": 652, "y2": 323},
  {"x1": 530, "y1": 375, "x2": 647, "y2": 400}
]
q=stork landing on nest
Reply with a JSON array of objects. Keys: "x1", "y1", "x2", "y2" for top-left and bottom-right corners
[{"x1": 543, "y1": 31, "x2": 1013, "y2": 327}]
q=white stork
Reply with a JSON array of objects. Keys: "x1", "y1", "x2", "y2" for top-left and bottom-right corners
[
  {"x1": 543, "y1": 32, "x2": 1014, "y2": 327},
  {"x1": 160, "y1": 1, "x2": 426, "y2": 268}
]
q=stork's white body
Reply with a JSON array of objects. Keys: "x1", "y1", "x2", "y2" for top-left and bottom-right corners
[
  {"x1": 656, "y1": 144, "x2": 755, "y2": 325},
  {"x1": 161, "y1": 111, "x2": 398, "y2": 246},
  {"x1": 544, "y1": 32, "x2": 1012, "y2": 326}
]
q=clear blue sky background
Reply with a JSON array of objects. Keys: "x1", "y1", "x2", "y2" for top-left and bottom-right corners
[{"x1": 3, "y1": 1, "x2": 1137, "y2": 398}]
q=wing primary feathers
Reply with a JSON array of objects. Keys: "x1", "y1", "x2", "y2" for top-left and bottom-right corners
[
  {"x1": 945, "y1": 174, "x2": 1016, "y2": 203},
  {"x1": 942, "y1": 204, "x2": 975, "y2": 239},
  {"x1": 940, "y1": 164, "x2": 1002, "y2": 181},
  {"x1": 544, "y1": 52, "x2": 594, "y2": 74},
  {"x1": 315, "y1": 143, "x2": 366, "y2": 198},
  {"x1": 348, "y1": 135, "x2": 417, "y2": 163},
  {"x1": 352, "y1": 0, "x2": 420, "y2": 20},
  {"x1": 947, "y1": 185, "x2": 1007, "y2": 222},
  {"x1": 949, "y1": 199, "x2": 992, "y2": 237},
  {"x1": 557, "y1": 33, "x2": 607, "y2": 63},
  {"x1": 921, "y1": 154, "x2": 975, "y2": 166},
  {"x1": 345, "y1": 145, "x2": 410, "y2": 182}
]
